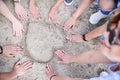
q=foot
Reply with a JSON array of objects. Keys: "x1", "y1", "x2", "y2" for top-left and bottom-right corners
[
  {"x1": 49, "y1": 9, "x2": 58, "y2": 25},
  {"x1": 29, "y1": 4, "x2": 41, "y2": 19},
  {"x1": 55, "y1": 50, "x2": 72, "y2": 64},
  {"x1": 64, "y1": 17, "x2": 76, "y2": 31},
  {"x1": 64, "y1": 0, "x2": 73, "y2": 5},
  {"x1": 89, "y1": 10, "x2": 107, "y2": 24},
  {"x1": 14, "y1": 3, "x2": 28, "y2": 20},
  {"x1": 2, "y1": 45, "x2": 22, "y2": 58},
  {"x1": 45, "y1": 64, "x2": 57, "y2": 80},
  {"x1": 66, "y1": 33, "x2": 84, "y2": 42}
]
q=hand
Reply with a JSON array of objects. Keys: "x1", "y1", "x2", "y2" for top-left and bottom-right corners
[
  {"x1": 2, "y1": 45, "x2": 22, "y2": 57},
  {"x1": 66, "y1": 33, "x2": 84, "y2": 42},
  {"x1": 64, "y1": 17, "x2": 76, "y2": 31},
  {"x1": 48, "y1": 9, "x2": 58, "y2": 25},
  {"x1": 55, "y1": 50, "x2": 72, "y2": 64},
  {"x1": 12, "y1": 20, "x2": 24, "y2": 39},
  {"x1": 29, "y1": 4, "x2": 41, "y2": 19},
  {"x1": 12, "y1": 60, "x2": 32, "y2": 76},
  {"x1": 14, "y1": 3, "x2": 28, "y2": 20}
]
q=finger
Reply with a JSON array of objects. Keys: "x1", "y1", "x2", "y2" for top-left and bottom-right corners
[
  {"x1": 22, "y1": 14, "x2": 28, "y2": 21},
  {"x1": 24, "y1": 62, "x2": 33, "y2": 68},
  {"x1": 15, "y1": 60, "x2": 21, "y2": 65},
  {"x1": 55, "y1": 50, "x2": 65, "y2": 58},
  {"x1": 22, "y1": 61, "x2": 31, "y2": 67},
  {"x1": 25, "y1": 64, "x2": 32, "y2": 70},
  {"x1": 12, "y1": 51, "x2": 21, "y2": 54},
  {"x1": 13, "y1": 29, "x2": 16, "y2": 36},
  {"x1": 57, "y1": 61, "x2": 65, "y2": 64},
  {"x1": 13, "y1": 47, "x2": 23, "y2": 51},
  {"x1": 15, "y1": 31, "x2": 20, "y2": 40},
  {"x1": 17, "y1": 14, "x2": 21, "y2": 20},
  {"x1": 19, "y1": 30, "x2": 23, "y2": 39},
  {"x1": 71, "y1": 24, "x2": 75, "y2": 29},
  {"x1": 66, "y1": 34, "x2": 75, "y2": 42},
  {"x1": 24, "y1": 14, "x2": 29, "y2": 21},
  {"x1": 47, "y1": 65, "x2": 53, "y2": 74}
]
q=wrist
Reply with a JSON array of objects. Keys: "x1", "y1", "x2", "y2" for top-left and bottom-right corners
[
  {"x1": 72, "y1": 14, "x2": 78, "y2": 20},
  {"x1": 11, "y1": 70, "x2": 18, "y2": 78},
  {"x1": 70, "y1": 56, "x2": 76, "y2": 63}
]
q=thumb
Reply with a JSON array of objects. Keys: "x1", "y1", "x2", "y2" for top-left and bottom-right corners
[
  {"x1": 15, "y1": 60, "x2": 21, "y2": 65},
  {"x1": 72, "y1": 24, "x2": 75, "y2": 29}
]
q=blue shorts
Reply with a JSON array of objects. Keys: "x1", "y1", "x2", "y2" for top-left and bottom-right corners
[{"x1": 98, "y1": 0, "x2": 119, "y2": 15}]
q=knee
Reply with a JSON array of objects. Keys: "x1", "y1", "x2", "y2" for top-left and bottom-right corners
[{"x1": 100, "y1": 0, "x2": 115, "y2": 11}]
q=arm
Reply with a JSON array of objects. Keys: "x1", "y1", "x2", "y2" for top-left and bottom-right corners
[
  {"x1": 72, "y1": 0, "x2": 95, "y2": 20},
  {"x1": 0, "y1": 60, "x2": 32, "y2": 80},
  {"x1": 85, "y1": 21, "x2": 108, "y2": 41},
  {"x1": 0, "y1": 0, "x2": 24, "y2": 39},
  {"x1": 0, "y1": 0, "x2": 18, "y2": 23},
  {"x1": 51, "y1": 0, "x2": 64, "y2": 11},
  {"x1": 0, "y1": 71, "x2": 17, "y2": 80},
  {"x1": 64, "y1": 0, "x2": 95, "y2": 30},
  {"x1": 71, "y1": 48, "x2": 112, "y2": 64},
  {"x1": 49, "y1": 0, "x2": 64, "y2": 24}
]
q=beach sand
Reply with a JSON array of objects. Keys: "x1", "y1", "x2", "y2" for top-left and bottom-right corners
[{"x1": 0, "y1": 0, "x2": 108, "y2": 80}]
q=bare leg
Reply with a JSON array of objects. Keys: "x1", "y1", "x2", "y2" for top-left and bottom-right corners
[
  {"x1": 0, "y1": 0, "x2": 24, "y2": 39},
  {"x1": 29, "y1": 0, "x2": 41, "y2": 19},
  {"x1": 14, "y1": 0, "x2": 28, "y2": 20},
  {"x1": 100, "y1": 0, "x2": 115, "y2": 11},
  {"x1": 89, "y1": 0, "x2": 115, "y2": 24}
]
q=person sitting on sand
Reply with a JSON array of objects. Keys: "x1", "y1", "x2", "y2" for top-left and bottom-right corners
[
  {"x1": 14, "y1": 0, "x2": 41, "y2": 19},
  {"x1": 0, "y1": 45, "x2": 32, "y2": 80},
  {"x1": 49, "y1": 0, "x2": 119, "y2": 31},
  {"x1": 46, "y1": 8, "x2": 120, "y2": 80}
]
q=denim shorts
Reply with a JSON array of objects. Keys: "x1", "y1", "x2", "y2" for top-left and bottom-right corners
[{"x1": 98, "y1": 0, "x2": 119, "y2": 15}]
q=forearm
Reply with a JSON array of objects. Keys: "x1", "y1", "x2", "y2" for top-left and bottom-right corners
[
  {"x1": 70, "y1": 49, "x2": 112, "y2": 64},
  {"x1": 0, "y1": 71, "x2": 17, "y2": 80},
  {"x1": 85, "y1": 22, "x2": 108, "y2": 41},
  {"x1": 72, "y1": 0, "x2": 95, "y2": 20},
  {"x1": 0, "y1": 0, "x2": 17, "y2": 23},
  {"x1": 53, "y1": 76, "x2": 85, "y2": 80},
  {"x1": 51, "y1": 0, "x2": 64, "y2": 11}
]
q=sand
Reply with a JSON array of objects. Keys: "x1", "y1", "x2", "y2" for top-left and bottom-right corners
[{"x1": 0, "y1": 0, "x2": 108, "y2": 80}]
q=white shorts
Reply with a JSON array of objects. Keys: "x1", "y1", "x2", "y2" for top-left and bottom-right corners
[{"x1": 88, "y1": 63, "x2": 120, "y2": 80}]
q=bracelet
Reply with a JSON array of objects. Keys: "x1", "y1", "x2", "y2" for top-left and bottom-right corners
[
  {"x1": 50, "y1": 75, "x2": 56, "y2": 80},
  {"x1": 82, "y1": 34, "x2": 87, "y2": 41},
  {"x1": 0, "y1": 46, "x2": 3, "y2": 54}
]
